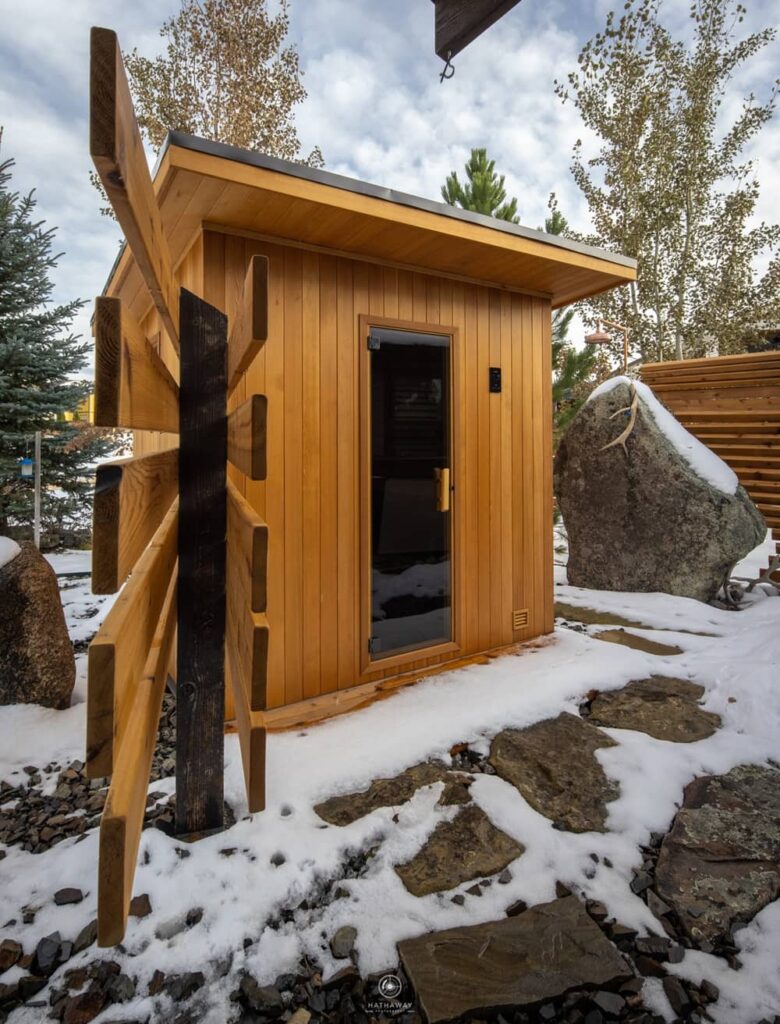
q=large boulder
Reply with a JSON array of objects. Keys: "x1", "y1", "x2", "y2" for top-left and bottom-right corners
[
  {"x1": 0, "y1": 541, "x2": 75, "y2": 709},
  {"x1": 554, "y1": 378, "x2": 765, "y2": 601}
]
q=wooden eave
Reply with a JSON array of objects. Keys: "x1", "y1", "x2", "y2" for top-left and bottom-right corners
[{"x1": 105, "y1": 132, "x2": 636, "y2": 322}]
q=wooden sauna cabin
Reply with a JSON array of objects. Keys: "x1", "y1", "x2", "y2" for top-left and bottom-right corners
[{"x1": 102, "y1": 131, "x2": 636, "y2": 728}]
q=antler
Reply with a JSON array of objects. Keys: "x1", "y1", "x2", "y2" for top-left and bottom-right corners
[{"x1": 600, "y1": 382, "x2": 639, "y2": 454}]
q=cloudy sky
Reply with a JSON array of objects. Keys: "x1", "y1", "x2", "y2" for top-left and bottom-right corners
[{"x1": 1, "y1": 0, "x2": 779, "y2": 360}]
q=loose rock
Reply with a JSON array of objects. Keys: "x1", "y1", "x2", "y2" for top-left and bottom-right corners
[
  {"x1": 54, "y1": 888, "x2": 83, "y2": 906},
  {"x1": 0, "y1": 938, "x2": 22, "y2": 973},
  {"x1": 129, "y1": 893, "x2": 152, "y2": 919},
  {"x1": 662, "y1": 976, "x2": 691, "y2": 1018},
  {"x1": 62, "y1": 989, "x2": 107, "y2": 1024},
  {"x1": 330, "y1": 926, "x2": 357, "y2": 960},
  {"x1": 163, "y1": 972, "x2": 205, "y2": 1001}
]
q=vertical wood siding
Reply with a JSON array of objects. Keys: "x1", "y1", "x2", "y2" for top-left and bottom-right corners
[{"x1": 143, "y1": 229, "x2": 553, "y2": 708}]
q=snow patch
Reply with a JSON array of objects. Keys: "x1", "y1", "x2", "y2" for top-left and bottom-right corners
[
  {"x1": 587, "y1": 376, "x2": 739, "y2": 494},
  {"x1": 0, "y1": 536, "x2": 21, "y2": 569},
  {"x1": 2, "y1": 536, "x2": 780, "y2": 1022}
]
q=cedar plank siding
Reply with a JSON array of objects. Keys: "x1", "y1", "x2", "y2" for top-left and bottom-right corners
[{"x1": 136, "y1": 228, "x2": 554, "y2": 709}]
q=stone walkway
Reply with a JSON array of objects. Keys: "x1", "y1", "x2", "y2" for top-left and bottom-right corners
[{"x1": 305, "y1": 601, "x2": 780, "y2": 1023}]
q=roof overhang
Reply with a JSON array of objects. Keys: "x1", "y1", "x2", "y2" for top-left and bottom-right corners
[{"x1": 105, "y1": 131, "x2": 636, "y2": 317}]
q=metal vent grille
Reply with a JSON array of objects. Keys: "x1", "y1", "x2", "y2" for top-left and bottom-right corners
[{"x1": 512, "y1": 608, "x2": 529, "y2": 631}]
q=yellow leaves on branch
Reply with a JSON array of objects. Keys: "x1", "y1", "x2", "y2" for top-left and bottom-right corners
[{"x1": 124, "y1": 0, "x2": 322, "y2": 164}]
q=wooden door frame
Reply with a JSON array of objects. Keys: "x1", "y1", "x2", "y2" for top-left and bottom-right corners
[{"x1": 357, "y1": 313, "x2": 461, "y2": 677}]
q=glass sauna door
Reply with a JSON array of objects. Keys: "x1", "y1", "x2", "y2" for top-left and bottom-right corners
[{"x1": 368, "y1": 325, "x2": 452, "y2": 660}]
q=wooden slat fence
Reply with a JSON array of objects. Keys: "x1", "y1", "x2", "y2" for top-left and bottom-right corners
[{"x1": 641, "y1": 350, "x2": 780, "y2": 576}]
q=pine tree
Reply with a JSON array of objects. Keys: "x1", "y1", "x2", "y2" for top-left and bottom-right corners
[
  {"x1": 0, "y1": 146, "x2": 115, "y2": 540},
  {"x1": 545, "y1": 203, "x2": 597, "y2": 441},
  {"x1": 441, "y1": 148, "x2": 520, "y2": 222},
  {"x1": 555, "y1": 0, "x2": 780, "y2": 362}
]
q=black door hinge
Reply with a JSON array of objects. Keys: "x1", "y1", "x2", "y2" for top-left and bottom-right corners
[
  {"x1": 368, "y1": 636, "x2": 379, "y2": 654},
  {"x1": 367, "y1": 332, "x2": 381, "y2": 351}
]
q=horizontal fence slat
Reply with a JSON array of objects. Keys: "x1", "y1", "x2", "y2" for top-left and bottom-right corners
[
  {"x1": 95, "y1": 296, "x2": 179, "y2": 432},
  {"x1": 226, "y1": 644, "x2": 266, "y2": 813},
  {"x1": 643, "y1": 351, "x2": 780, "y2": 373},
  {"x1": 226, "y1": 575, "x2": 269, "y2": 711},
  {"x1": 87, "y1": 499, "x2": 178, "y2": 777},
  {"x1": 227, "y1": 394, "x2": 267, "y2": 480},
  {"x1": 93, "y1": 449, "x2": 179, "y2": 594},
  {"x1": 228, "y1": 255, "x2": 268, "y2": 391},
  {"x1": 98, "y1": 567, "x2": 177, "y2": 946},
  {"x1": 227, "y1": 479, "x2": 268, "y2": 612},
  {"x1": 642, "y1": 351, "x2": 780, "y2": 546}
]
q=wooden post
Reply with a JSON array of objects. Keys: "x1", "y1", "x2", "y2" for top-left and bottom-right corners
[{"x1": 176, "y1": 288, "x2": 227, "y2": 836}]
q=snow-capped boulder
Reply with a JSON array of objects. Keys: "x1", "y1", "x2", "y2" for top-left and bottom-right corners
[
  {"x1": 0, "y1": 541, "x2": 75, "y2": 709},
  {"x1": 554, "y1": 378, "x2": 765, "y2": 602}
]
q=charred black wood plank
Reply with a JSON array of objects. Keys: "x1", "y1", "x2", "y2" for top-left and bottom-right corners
[{"x1": 176, "y1": 288, "x2": 227, "y2": 836}]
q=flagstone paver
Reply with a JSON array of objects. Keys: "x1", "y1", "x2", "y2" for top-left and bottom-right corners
[
  {"x1": 398, "y1": 896, "x2": 633, "y2": 1024},
  {"x1": 586, "y1": 676, "x2": 721, "y2": 742},
  {"x1": 594, "y1": 628, "x2": 684, "y2": 656},
  {"x1": 655, "y1": 764, "x2": 780, "y2": 942},
  {"x1": 314, "y1": 762, "x2": 469, "y2": 826},
  {"x1": 489, "y1": 712, "x2": 619, "y2": 832},
  {"x1": 395, "y1": 805, "x2": 523, "y2": 897}
]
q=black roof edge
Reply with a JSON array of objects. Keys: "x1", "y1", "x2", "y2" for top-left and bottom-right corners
[{"x1": 161, "y1": 130, "x2": 638, "y2": 272}]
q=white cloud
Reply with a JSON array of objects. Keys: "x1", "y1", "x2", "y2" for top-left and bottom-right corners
[{"x1": 0, "y1": 0, "x2": 778, "y2": 369}]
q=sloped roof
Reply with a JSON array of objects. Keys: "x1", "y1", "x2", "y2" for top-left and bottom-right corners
[{"x1": 106, "y1": 131, "x2": 636, "y2": 315}]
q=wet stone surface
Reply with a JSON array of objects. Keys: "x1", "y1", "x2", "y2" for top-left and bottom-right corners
[
  {"x1": 583, "y1": 676, "x2": 721, "y2": 743},
  {"x1": 592, "y1": 628, "x2": 684, "y2": 657},
  {"x1": 489, "y1": 712, "x2": 619, "y2": 833}
]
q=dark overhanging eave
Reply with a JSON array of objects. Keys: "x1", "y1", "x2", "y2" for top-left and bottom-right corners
[{"x1": 160, "y1": 130, "x2": 638, "y2": 273}]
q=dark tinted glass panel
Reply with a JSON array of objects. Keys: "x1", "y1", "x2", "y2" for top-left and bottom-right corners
[{"x1": 369, "y1": 327, "x2": 451, "y2": 658}]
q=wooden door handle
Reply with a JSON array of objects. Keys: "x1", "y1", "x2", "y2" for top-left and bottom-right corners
[{"x1": 434, "y1": 467, "x2": 450, "y2": 512}]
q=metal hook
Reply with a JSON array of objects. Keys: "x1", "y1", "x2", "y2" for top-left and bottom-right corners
[{"x1": 439, "y1": 50, "x2": 455, "y2": 83}]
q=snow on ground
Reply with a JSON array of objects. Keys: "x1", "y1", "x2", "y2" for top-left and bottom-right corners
[{"x1": 1, "y1": 545, "x2": 780, "y2": 1023}]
